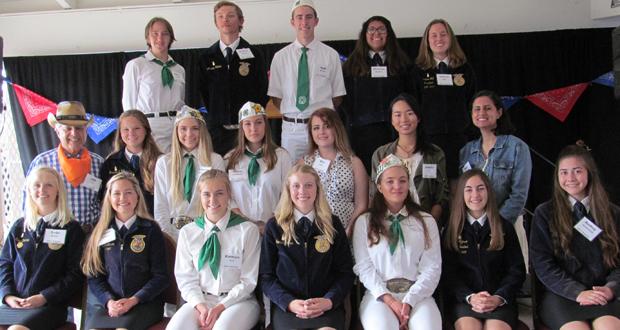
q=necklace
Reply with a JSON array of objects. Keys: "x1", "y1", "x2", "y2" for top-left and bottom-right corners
[{"x1": 397, "y1": 143, "x2": 415, "y2": 156}]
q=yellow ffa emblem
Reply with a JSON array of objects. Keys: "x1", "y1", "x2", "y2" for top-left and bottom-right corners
[
  {"x1": 239, "y1": 62, "x2": 250, "y2": 76},
  {"x1": 16, "y1": 241, "x2": 24, "y2": 249},
  {"x1": 130, "y1": 235, "x2": 146, "y2": 253},
  {"x1": 48, "y1": 243, "x2": 63, "y2": 251},
  {"x1": 314, "y1": 235, "x2": 331, "y2": 253},
  {"x1": 453, "y1": 74, "x2": 465, "y2": 86}
]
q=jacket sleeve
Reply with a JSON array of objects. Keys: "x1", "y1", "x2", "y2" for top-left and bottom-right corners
[
  {"x1": 604, "y1": 206, "x2": 620, "y2": 297},
  {"x1": 431, "y1": 147, "x2": 450, "y2": 211},
  {"x1": 322, "y1": 218, "x2": 355, "y2": 308},
  {"x1": 88, "y1": 267, "x2": 116, "y2": 305},
  {"x1": 40, "y1": 223, "x2": 86, "y2": 304},
  {"x1": 133, "y1": 224, "x2": 169, "y2": 303},
  {"x1": 253, "y1": 47, "x2": 270, "y2": 107},
  {"x1": 0, "y1": 223, "x2": 19, "y2": 301},
  {"x1": 530, "y1": 203, "x2": 586, "y2": 300},
  {"x1": 441, "y1": 243, "x2": 475, "y2": 303},
  {"x1": 493, "y1": 221, "x2": 526, "y2": 302},
  {"x1": 498, "y1": 139, "x2": 532, "y2": 223},
  {"x1": 259, "y1": 219, "x2": 297, "y2": 311}
]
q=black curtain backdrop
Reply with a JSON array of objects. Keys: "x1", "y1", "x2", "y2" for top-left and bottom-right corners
[{"x1": 5, "y1": 28, "x2": 620, "y2": 210}]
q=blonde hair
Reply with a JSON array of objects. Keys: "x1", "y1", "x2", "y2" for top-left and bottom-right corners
[
  {"x1": 81, "y1": 172, "x2": 152, "y2": 277},
  {"x1": 415, "y1": 19, "x2": 467, "y2": 70},
  {"x1": 24, "y1": 166, "x2": 72, "y2": 231},
  {"x1": 274, "y1": 164, "x2": 335, "y2": 246},
  {"x1": 197, "y1": 169, "x2": 232, "y2": 212},
  {"x1": 169, "y1": 117, "x2": 215, "y2": 204}
]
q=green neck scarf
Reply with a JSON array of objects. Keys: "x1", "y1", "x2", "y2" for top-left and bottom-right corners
[
  {"x1": 244, "y1": 149, "x2": 263, "y2": 186},
  {"x1": 183, "y1": 154, "x2": 194, "y2": 202},
  {"x1": 152, "y1": 58, "x2": 176, "y2": 88},
  {"x1": 195, "y1": 213, "x2": 245, "y2": 278},
  {"x1": 388, "y1": 214, "x2": 405, "y2": 255}
]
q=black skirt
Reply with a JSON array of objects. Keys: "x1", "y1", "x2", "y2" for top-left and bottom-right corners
[
  {"x1": 86, "y1": 299, "x2": 163, "y2": 330},
  {"x1": 540, "y1": 291, "x2": 620, "y2": 330},
  {"x1": 272, "y1": 304, "x2": 345, "y2": 330},
  {"x1": 448, "y1": 301, "x2": 518, "y2": 329},
  {"x1": 0, "y1": 304, "x2": 67, "y2": 329}
]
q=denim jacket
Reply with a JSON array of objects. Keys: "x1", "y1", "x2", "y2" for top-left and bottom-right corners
[{"x1": 459, "y1": 135, "x2": 532, "y2": 223}]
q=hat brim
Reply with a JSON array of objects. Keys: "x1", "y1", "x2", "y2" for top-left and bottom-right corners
[{"x1": 47, "y1": 113, "x2": 94, "y2": 127}]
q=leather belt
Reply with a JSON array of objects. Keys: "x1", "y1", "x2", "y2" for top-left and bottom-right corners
[
  {"x1": 282, "y1": 116, "x2": 309, "y2": 124},
  {"x1": 386, "y1": 278, "x2": 414, "y2": 294},
  {"x1": 145, "y1": 111, "x2": 177, "y2": 118},
  {"x1": 170, "y1": 216, "x2": 194, "y2": 229}
]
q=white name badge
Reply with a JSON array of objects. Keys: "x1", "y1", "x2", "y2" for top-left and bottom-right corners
[
  {"x1": 222, "y1": 254, "x2": 242, "y2": 268},
  {"x1": 236, "y1": 48, "x2": 255, "y2": 60},
  {"x1": 436, "y1": 73, "x2": 454, "y2": 86},
  {"x1": 43, "y1": 229, "x2": 66, "y2": 244},
  {"x1": 462, "y1": 162, "x2": 472, "y2": 172},
  {"x1": 312, "y1": 156, "x2": 330, "y2": 173},
  {"x1": 574, "y1": 217, "x2": 602, "y2": 241},
  {"x1": 371, "y1": 66, "x2": 388, "y2": 78},
  {"x1": 99, "y1": 228, "x2": 117, "y2": 246},
  {"x1": 228, "y1": 169, "x2": 248, "y2": 182},
  {"x1": 82, "y1": 174, "x2": 102, "y2": 192},
  {"x1": 422, "y1": 164, "x2": 438, "y2": 179}
]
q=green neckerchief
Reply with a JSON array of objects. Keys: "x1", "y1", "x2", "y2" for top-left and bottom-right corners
[
  {"x1": 388, "y1": 214, "x2": 405, "y2": 255},
  {"x1": 151, "y1": 58, "x2": 176, "y2": 88},
  {"x1": 195, "y1": 213, "x2": 246, "y2": 278},
  {"x1": 244, "y1": 149, "x2": 263, "y2": 186}
]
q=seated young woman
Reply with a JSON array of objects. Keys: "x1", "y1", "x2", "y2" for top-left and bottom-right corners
[
  {"x1": 442, "y1": 169, "x2": 525, "y2": 330},
  {"x1": 0, "y1": 167, "x2": 85, "y2": 330}
]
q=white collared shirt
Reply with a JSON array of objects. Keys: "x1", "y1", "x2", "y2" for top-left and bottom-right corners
[
  {"x1": 175, "y1": 211, "x2": 261, "y2": 308},
  {"x1": 219, "y1": 38, "x2": 241, "y2": 57},
  {"x1": 569, "y1": 195, "x2": 591, "y2": 213},
  {"x1": 124, "y1": 150, "x2": 143, "y2": 163},
  {"x1": 115, "y1": 214, "x2": 137, "y2": 231},
  {"x1": 434, "y1": 57, "x2": 450, "y2": 67},
  {"x1": 368, "y1": 50, "x2": 386, "y2": 64},
  {"x1": 226, "y1": 148, "x2": 292, "y2": 223},
  {"x1": 268, "y1": 38, "x2": 346, "y2": 117},
  {"x1": 41, "y1": 211, "x2": 58, "y2": 223},
  {"x1": 153, "y1": 151, "x2": 225, "y2": 241},
  {"x1": 293, "y1": 208, "x2": 316, "y2": 224},
  {"x1": 352, "y1": 208, "x2": 441, "y2": 308},
  {"x1": 122, "y1": 50, "x2": 186, "y2": 113},
  {"x1": 466, "y1": 212, "x2": 487, "y2": 227}
]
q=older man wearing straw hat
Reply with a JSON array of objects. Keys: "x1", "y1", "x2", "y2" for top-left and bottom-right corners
[{"x1": 24, "y1": 101, "x2": 104, "y2": 233}]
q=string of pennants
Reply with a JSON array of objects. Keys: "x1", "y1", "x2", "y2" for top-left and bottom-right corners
[{"x1": 3, "y1": 71, "x2": 616, "y2": 144}]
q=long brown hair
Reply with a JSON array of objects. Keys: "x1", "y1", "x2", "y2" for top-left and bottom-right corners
[
  {"x1": 343, "y1": 16, "x2": 411, "y2": 77},
  {"x1": 82, "y1": 172, "x2": 152, "y2": 277},
  {"x1": 111, "y1": 110, "x2": 162, "y2": 192},
  {"x1": 274, "y1": 164, "x2": 335, "y2": 246},
  {"x1": 444, "y1": 169, "x2": 505, "y2": 251},
  {"x1": 415, "y1": 19, "x2": 467, "y2": 70},
  {"x1": 367, "y1": 165, "x2": 430, "y2": 249},
  {"x1": 551, "y1": 145, "x2": 619, "y2": 268},
  {"x1": 226, "y1": 114, "x2": 279, "y2": 172},
  {"x1": 306, "y1": 108, "x2": 353, "y2": 162}
]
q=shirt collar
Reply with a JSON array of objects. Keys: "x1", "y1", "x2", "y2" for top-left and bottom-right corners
[
  {"x1": 569, "y1": 195, "x2": 591, "y2": 213},
  {"x1": 204, "y1": 210, "x2": 231, "y2": 232},
  {"x1": 115, "y1": 214, "x2": 137, "y2": 230},
  {"x1": 184, "y1": 149, "x2": 199, "y2": 158},
  {"x1": 386, "y1": 207, "x2": 408, "y2": 219},
  {"x1": 466, "y1": 212, "x2": 487, "y2": 226},
  {"x1": 369, "y1": 50, "x2": 386, "y2": 62},
  {"x1": 294, "y1": 38, "x2": 318, "y2": 51},
  {"x1": 145, "y1": 49, "x2": 174, "y2": 63},
  {"x1": 434, "y1": 57, "x2": 450, "y2": 66},
  {"x1": 42, "y1": 210, "x2": 58, "y2": 223},
  {"x1": 124, "y1": 149, "x2": 143, "y2": 161},
  {"x1": 219, "y1": 38, "x2": 241, "y2": 56},
  {"x1": 294, "y1": 209, "x2": 316, "y2": 223}
]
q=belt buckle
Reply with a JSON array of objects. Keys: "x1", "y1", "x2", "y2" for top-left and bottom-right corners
[
  {"x1": 386, "y1": 278, "x2": 414, "y2": 294},
  {"x1": 171, "y1": 216, "x2": 194, "y2": 229}
]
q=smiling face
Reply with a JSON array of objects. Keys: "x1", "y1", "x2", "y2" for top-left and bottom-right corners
[
  {"x1": 28, "y1": 170, "x2": 59, "y2": 215},
  {"x1": 463, "y1": 175, "x2": 488, "y2": 218},
  {"x1": 471, "y1": 96, "x2": 502, "y2": 131},
  {"x1": 558, "y1": 156, "x2": 589, "y2": 201},
  {"x1": 377, "y1": 166, "x2": 409, "y2": 210},
  {"x1": 147, "y1": 20, "x2": 172, "y2": 57},
  {"x1": 242, "y1": 115, "x2": 266, "y2": 148},
  {"x1": 428, "y1": 22, "x2": 450, "y2": 59},
  {"x1": 109, "y1": 179, "x2": 139, "y2": 222},
  {"x1": 120, "y1": 115, "x2": 147, "y2": 153},
  {"x1": 366, "y1": 20, "x2": 387, "y2": 52},
  {"x1": 391, "y1": 100, "x2": 419, "y2": 136},
  {"x1": 288, "y1": 172, "x2": 318, "y2": 214},
  {"x1": 200, "y1": 177, "x2": 230, "y2": 222},
  {"x1": 310, "y1": 116, "x2": 335, "y2": 149},
  {"x1": 215, "y1": 4, "x2": 244, "y2": 36},
  {"x1": 55, "y1": 124, "x2": 87, "y2": 155},
  {"x1": 291, "y1": 6, "x2": 318, "y2": 41},
  {"x1": 176, "y1": 118, "x2": 202, "y2": 151}
]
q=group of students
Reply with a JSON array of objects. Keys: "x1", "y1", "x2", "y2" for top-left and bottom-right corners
[{"x1": 1, "y1": 0, "x2": 620, "y2": 330}]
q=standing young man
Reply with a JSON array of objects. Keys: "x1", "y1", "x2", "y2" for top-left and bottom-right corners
[
  {"x1": 199, "y1": 1, "x2": 268, "y2": 155},
  {"x1": 268, "y1": 0, "x2": 346, "y2": 161}
]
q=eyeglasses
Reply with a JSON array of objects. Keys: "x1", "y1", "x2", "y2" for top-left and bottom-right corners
[{"x1": 367, "y1": 27, "x2": 387, "y2": 35}]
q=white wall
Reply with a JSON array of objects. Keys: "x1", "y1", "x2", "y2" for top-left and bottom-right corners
[{"x1": 2, "y1": 0, "x2": 620, "y2": 57}]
